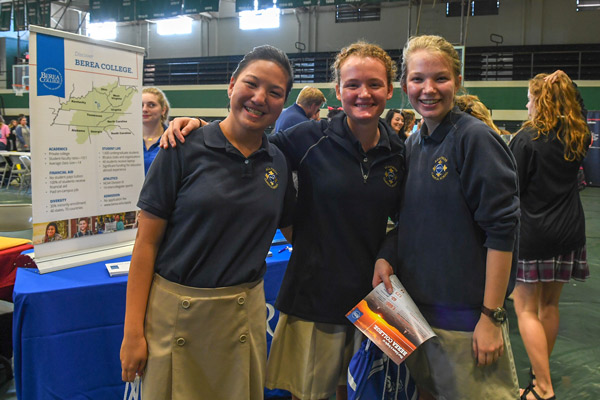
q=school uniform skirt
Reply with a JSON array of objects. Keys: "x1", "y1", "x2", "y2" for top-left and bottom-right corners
[
  {"x1": 142, "y1": 274, "x2": 267, "y2": 400},
  {"x1": 517, "y1": 246, "x2": 589, "y2": 283}
]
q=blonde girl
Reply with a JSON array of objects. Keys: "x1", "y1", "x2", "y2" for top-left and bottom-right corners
[
  {"x1": 375, "y1": 34, "x2": 520, "y2": 399},
  {"x1": 142, "y1": 87, "x2": 170, "y2": 174},
  {"x1": 511, "y1": 71, "x2": 590, "y2": 400}
]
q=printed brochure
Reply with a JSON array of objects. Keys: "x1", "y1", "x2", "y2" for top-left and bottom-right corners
[{"x1": 346, "y1": 274, "x2": 436, "y2": 364}]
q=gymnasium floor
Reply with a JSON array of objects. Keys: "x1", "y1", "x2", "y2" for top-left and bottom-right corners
[{"x1": 1, "y1": 188, "x2": 599, "y2": 399}]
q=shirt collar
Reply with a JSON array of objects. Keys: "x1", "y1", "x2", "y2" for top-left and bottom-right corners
[
  {"x1": 293, "y1": 103, "x2": 308, "y2": 118},
  {"x1": 203, "y1": 120, "x2": 276, "y2": 158},
  {"x1": 143, "y1": 140, "x2": 160, "y2": 152},
  {"x1": 327, "y1": 112, "x2": 392, "y2": 153},
  {"x1": 419, "y1": 106, "x2": 461, "y2": 143}
]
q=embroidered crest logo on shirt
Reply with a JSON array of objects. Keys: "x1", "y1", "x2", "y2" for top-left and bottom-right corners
[
  {"x1": 432, "y1": 157, "x2": 449, "y2": 181},
  {"x1": 264, "y1": 168, "x2": 279, "y2": 189},
  {"x1": 383, "y1": 166, "x2": 399, "y2": 187}
]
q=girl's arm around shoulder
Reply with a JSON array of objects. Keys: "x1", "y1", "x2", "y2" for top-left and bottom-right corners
[
  {"x1": 278, "y1": 154, "x2": 297, "y2": 231},
  {"x1": 268, "y1": 119, "x2": 328, "y2": 168},
  {"x1": 120, "y1": 210, "x2": 168, "y2": 382},
  {"x1": 160, "y1": 117, "x2": 205, "y2": 148}
]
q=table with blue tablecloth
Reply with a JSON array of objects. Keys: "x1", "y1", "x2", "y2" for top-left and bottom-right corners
[{"x1": 12, "y1": 241, "x2": 291, "y2": 399}]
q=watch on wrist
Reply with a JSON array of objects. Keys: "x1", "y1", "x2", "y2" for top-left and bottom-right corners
[{"x1": 481, "y1": 305, "x2": 507, "y2": 324}]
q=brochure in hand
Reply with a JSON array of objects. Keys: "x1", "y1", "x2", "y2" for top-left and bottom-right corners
[{"x1": 346, "y1": 274, "x2": 436, "y2": 365}]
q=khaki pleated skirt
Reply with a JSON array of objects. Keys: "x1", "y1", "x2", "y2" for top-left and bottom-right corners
[
  {"x1": 266, "y1": 313, "x2": 362, "y2": 400},
  {"x1": 142, "y1": 274, "x2": 267, "y2": 400}
]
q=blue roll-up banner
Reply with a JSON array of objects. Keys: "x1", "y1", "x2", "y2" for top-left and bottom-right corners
[
  {"x1": 583, "y1": 111, "x2": 600, "y2": 186},
  {"x1": 37, "y1": 33, "x2": 65, "y2": 98}
]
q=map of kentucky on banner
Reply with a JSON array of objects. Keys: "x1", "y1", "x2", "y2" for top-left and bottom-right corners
[{"x1": 29, "y1": 26, "x2": 145, "y2": 262}]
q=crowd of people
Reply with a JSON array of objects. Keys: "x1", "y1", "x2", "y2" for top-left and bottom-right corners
[
  {"x1": 0, "y1": 115, "x2": 29, "y2": 152},
  {"x1": 116, "y1": 34, "x2": 590, "y2": 400}
]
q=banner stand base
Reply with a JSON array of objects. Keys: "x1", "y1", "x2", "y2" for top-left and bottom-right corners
[{"x1": 33, "y1": 240, "x2": 135, "y2": 274}]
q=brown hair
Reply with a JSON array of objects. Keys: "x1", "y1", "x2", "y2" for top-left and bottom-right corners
[
  {"x1": 401, "y1": 109, "x2": 415, "y2": 125},
  {"x1": 522, "y1": 73, "x2": 590, "y2": 161},
  {"x1": 332, "y1": 41, "x2": 397, "y2": 87}
]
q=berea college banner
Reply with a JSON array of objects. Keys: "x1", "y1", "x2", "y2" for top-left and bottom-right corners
[{"x1": 29, "y1": 26, "x2": 145, "y2": 273}]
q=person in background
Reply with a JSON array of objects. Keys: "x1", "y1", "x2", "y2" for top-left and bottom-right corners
[
  {"x1": 43, "y1": 222, "x2": 63, "y2": 242},
  {"x1": 73, "y1": 218, "x2": 93, "y2": 238},
  {"x1": 142, "y1": 87, "x2": 170, "y2": 175},
  {"x1": 274, "y1": 86, "x2": 326, "y2": 132},
  {"x1": 0, "y1": 116, "x2": 9, "y2": 150},
  {"x1": 384, "y1": 108, "x2": 407, "y2": 141},
  {"x1": 115, "y1": 214, "x2": 125, "y2": 231},
  {"x1": 455, "y1": 94, "x2": 502, "y2": 135},
  {"x1": 120, "y1": 45, "x2": 295, "y2": 400},
  {"x1": 510, "y1": 71, "x2": 590, "y2": 400},
  {"x1": 160, "y1": 41, "x2": 407, "y2": 400},
  {"x1": 15, "y1": 116, "x2": 30, "y2": 151},
  {"x1": 6, "y1": 119, "x2": 18, "y2": 151},
  {"x1": 375, "y1": 34, "x2": 520, "y2": 399},
  {"x1": 415, "y1": 118, "x2": 423, "y2": 133},
  {"x1": 401, "y1": 109, "x2": 416, "y2": 136}
]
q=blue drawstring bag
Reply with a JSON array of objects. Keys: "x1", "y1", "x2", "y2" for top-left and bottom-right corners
[{"x1": 348, "y1": 339, "x2": 418, "y2": 400}]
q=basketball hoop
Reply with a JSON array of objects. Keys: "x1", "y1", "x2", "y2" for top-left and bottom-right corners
[
  {"x1": 13, "y1": 84, "x2": 26, "y2": 97},
  {"x1": 12, "y1": 64, "x2": 29, "y2": 96}
]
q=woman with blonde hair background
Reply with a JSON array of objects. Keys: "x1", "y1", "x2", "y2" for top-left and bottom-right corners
[
  {"x1": 455, "y1": 94, "x2": 502, "y2": 135},
  {"x1": 142, "y1": 87, "x2": 170, "y2": 174},
  {"x1": 510, "y1": 71, "x2": 590, "y2": 400}
]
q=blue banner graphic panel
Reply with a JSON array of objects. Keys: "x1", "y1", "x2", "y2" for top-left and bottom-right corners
[{"x1": 37, "y1": 34, "x2": 65, "y2": 98}]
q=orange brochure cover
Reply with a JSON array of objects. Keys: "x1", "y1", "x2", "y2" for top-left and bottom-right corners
[{"x1": 346, "y1": 274, "x2": 436, "y2": 365}]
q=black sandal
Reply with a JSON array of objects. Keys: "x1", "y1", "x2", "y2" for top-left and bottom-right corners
[
  {"x1": 520, "y1": 385, "x2": 556, "y2": 400},
  {"x1": 521, "y1": 368, "x2": 536, "y2": 398},
  {"x1": 529, "y1": 367, "x2": 536, "y2": 386}
]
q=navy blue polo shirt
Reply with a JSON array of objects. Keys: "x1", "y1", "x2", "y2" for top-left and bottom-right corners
[
  {"x1": 274, "y1": 103, "x2": 309, "y2": 132},
  {"x1": 270, "y1": 113, "x2": 405, "y2": 324},
  {"x1": 138, "y1": 121, "x2": 295, "y2": 288}
]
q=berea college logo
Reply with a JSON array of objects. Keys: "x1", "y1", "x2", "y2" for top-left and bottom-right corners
[{"x1": 39, "y1": 67, "x2": 64, "y2": 91}]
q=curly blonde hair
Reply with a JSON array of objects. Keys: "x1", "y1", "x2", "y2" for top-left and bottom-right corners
[
  {"x1": 522, "y1": 73, "x2": 589, "y2": 161},
  {"x1": 332, "y1": 41, "x2": 397, "y2": 87}
]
